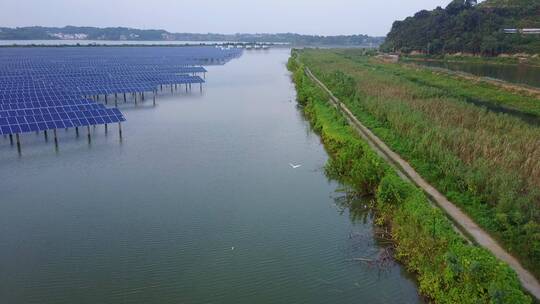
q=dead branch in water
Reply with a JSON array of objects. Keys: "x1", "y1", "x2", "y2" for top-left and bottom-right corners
[{"x1": 349, "y1": 247, "x2": 396, "y2": 270}]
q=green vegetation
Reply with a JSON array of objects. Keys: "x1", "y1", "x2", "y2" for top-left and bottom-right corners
[
  {"x1": 401, "y1": 54, "x2": 540, "y2": 68},
  {"x1": 0, "y1": 26, "x2": 384, "y2": 46},
  {"x1": 381, "y1": 0, "x2": 540, "y2": 55},
  {"x1": 366, "y1": 56, "x2": 540, "y2": 116},
  {"x1": 294, "y1": 48, "x2": 540, "y2": 280},
  {"x1": 287, "y1": 54, "x2": 531, "y2": 303}
]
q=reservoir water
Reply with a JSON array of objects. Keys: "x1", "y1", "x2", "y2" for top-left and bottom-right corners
[
  {"x1": 412, "y1": 59, "x2": 540, "y2": 89},
  {"x1": 0, "y1": 49, "x2": 420, "y2": 303}
]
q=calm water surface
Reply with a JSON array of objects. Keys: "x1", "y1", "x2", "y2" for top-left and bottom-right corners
[
  {"x1": 413, "y1": 60, "x2": 540, "y2": 88},
  {"x1": 0, "y1": 49, "x2": 420, "y2": 303}
]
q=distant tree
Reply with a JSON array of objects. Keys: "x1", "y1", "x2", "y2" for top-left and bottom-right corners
[
  {"x1": 380, "y1": 0, "x2": 540, "y2": 55},
  {"x1": 446, "y1": 0, "x2": 472, "y2": 14},
  {"x1": 481, "y1": 35, "x2": 499, "y2": 55}
]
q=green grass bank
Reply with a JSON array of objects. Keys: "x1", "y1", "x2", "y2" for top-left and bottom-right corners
[
  {"x1": 293, "y1": 49, "x2": 540, "y2": 280},
  {"x1": 287, "y1": 54, "x2": 531, "y2": 303}
]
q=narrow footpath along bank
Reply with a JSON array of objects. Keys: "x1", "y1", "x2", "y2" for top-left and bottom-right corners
[{"x1": 288, "y1": 55, "x2": 535, "y2": 303}]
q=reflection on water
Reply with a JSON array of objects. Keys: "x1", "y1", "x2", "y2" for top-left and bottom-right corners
[
  {"x1": 332, "y1": 191, "x2": 418, "y2": 293},
  {"x1": 414, "y1": 60, "x2": 540, "y2": 88},
  {"x1": 333, "y1": 190, "x2": 373, "y2": 224}
]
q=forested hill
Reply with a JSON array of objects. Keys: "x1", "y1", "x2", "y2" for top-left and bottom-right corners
[
  {"x1": 0, "y1": 26, "x2": 384, "y2": 47},
  {"x1": 381, "y1": 0, "x2": 540, "y2": 55}
]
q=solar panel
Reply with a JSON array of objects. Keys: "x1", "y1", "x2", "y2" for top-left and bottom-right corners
[
  {"x1": 0, "y1": 46, "x2": 242, "y2": 141},
  {"x1": 0, "y1": 107, "x2": 125, "y2": 135}
]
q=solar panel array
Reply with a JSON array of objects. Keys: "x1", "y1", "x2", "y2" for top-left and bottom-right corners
[{"x1": 0, "y1": 46, "x2": 242, "y2": 137}]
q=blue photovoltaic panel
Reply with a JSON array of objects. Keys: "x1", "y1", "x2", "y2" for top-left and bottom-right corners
[
  {"x1": 0, "y1": 103, "x2": 111, "y2": 118},
  {"x1": 0, "y1": 111, "x2": 117, "y2": 135},
  {"x1": 0, "y1": 107, "x2": 125, "y2": 135},
  {"x1": 0, "y1": 46, "x2": 242, "y2": 136}
]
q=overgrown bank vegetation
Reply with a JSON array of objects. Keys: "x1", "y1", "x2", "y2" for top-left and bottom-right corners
[
  {"x1": 287, "y1": 55, "x2": 530, "y2": 303},
  {"x1": 294, "y1": 48, "x2": 540, "y2": 281},
  {"x1": 401, "y1": 54, "x2": 540, "y2": 68}
]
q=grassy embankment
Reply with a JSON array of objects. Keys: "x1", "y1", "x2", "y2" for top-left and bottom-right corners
[
  {"x1": 400, "y1": 54, "x2": 540, "y2": 68},
  {"x1": 397, "y1": 56, "x2": 540, "y2": 101},
  {"x1": 287, "y1": 54, "x2": 530, "y2": 303},
  {"x1": 370, "y1": 56, "x2": 540, "y2": 116},
  {"x1": 295, "y1": 48, "x2": 540, "y2": 281}
]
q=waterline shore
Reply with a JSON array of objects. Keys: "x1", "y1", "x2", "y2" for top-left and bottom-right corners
[
  {"x1": 304, "y1": 63, "x2": 540, "y2": 301},
  {"x1": 288, "y1": 53, "x2": 532, "y2": 303},
  {"x1": 297, "y1": 49, "x2": 540, "y2": 281}
]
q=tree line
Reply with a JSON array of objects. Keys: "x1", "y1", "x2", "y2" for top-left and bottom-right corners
[
  {"x1": 381, "y1": 0, "x2": 540, "y2": 55},
  {"x1": 0, "y1": 26, "x2": 385, "y2": 47}
]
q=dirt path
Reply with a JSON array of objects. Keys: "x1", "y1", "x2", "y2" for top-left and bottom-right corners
[{"x1": 304, "y1": 67, "x2": 540, "y2": 300}]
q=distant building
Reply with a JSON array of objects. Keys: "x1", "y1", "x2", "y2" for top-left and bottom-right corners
[
  {"x1": 49, "y1": 33, "x2": 89, "y2": 40},
  {"x1": 504, "y1": 29, "x2": 540, "y2": 34},
  {"x1": 161, "y1": 33, "x2": 176, "y2": 41},
  {"x1": 375, "y1": 54, "x2": 400, "y2": 63}
]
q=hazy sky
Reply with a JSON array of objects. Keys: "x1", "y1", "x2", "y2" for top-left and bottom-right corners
[{"x1": 0, "y1": 0, "x2": 456, "y2": 36}]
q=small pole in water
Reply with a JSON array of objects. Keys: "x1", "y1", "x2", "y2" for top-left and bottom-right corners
[
  {"x1": 87, "y1": 126, "x2": 91, "y2": 144},
  {"x1": 105, "y1": 124, "x2": 108, "y2": 135},
  {"x1": 200, "y1": 83, "x2": 203, "y2": 93},
  {"x1": 53, "y1": 129, "x2": 58, "y2": 147},
  {"x1": 153, "y1": 90, "x2": 156, "y2": 106},
  {"x1": 118, "y1": 122, "x2": 123, "y2": 140},
  {"x1": 9, "y1": 134, "x2": 13, "y2": 145},
  {"x1": 124, "y1": 93, "x2": 127, "y2": 103},
  {"x1": 16, "y1": 133, "x2": 21, "y2": 154},
  {"x1": 44, "y1": 130, "x2": 48, "y2": 142},
  {"x1": 75, "y1": 127, "x2": 79, "y2": 137},
  {"x1": 134, "y1": 93, "x2": 138, "y2": 106},
  {"x1": 105, "y1": 94, "x2": 108, "y2": 105}
]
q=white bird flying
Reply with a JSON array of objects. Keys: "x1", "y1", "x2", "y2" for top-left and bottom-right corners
[{"x1": 289, "y1": 163, "x2": 302, "y2": 169}]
